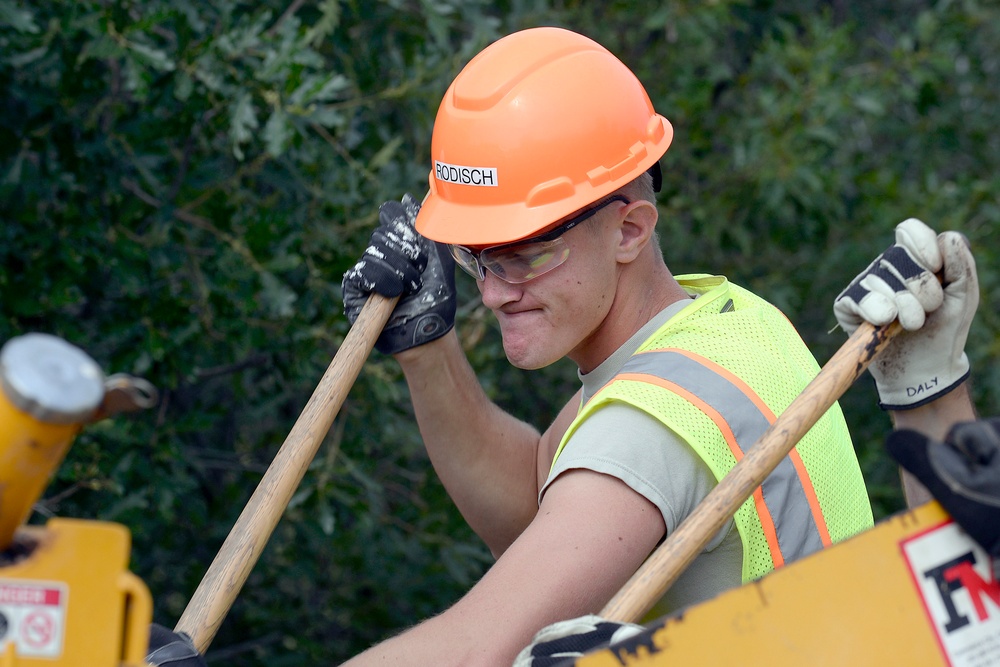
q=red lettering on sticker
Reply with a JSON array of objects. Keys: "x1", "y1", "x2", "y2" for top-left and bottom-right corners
[
  {"x1": 0, "y1": 585, "x2": 61, "y2": 606},
  {"x1": 945, "y1": 561, "x2": 1000, "y2": 622}
]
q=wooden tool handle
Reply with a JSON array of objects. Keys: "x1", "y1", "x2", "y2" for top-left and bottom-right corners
[
  {"x1": 601, "y1": 320, "x2": 900, "y2": 622},
  {"x1": 175, "y1": 293, "x2": 398, "y2": 653}
]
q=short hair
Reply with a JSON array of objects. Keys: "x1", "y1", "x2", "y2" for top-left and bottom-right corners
[{"x1": 617, "y1": 169, "x2": 656, "y2": 204}]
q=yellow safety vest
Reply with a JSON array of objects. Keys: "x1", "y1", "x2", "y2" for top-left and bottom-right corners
[{"x1": 553, "y1": 275, "x2": 873, "y2": 583}]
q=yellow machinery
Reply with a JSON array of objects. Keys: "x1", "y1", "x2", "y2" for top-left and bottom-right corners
[
  {"x1": 0, "y1": 333, "x2": 157, "y2": 666},
  {"x1": 574, "y1": 500, "x2": 1000, "y2": 666}
]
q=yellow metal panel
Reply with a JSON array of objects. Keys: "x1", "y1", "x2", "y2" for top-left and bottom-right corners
[
  {"x1": 0, "y1": 518, "x2": 151, "y2": 666},
  {"x1": 577, "y1": 502, "x2": 1000, "y2": 666}
]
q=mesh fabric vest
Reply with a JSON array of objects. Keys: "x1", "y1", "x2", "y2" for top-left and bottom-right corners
[{"x1": 553, "y1": 275, "x2": 873, "y2": 583}]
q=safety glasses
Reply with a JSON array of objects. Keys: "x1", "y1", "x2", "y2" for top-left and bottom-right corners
[{"x1": 450, "y1": 195, "x2": 629, "y2": 284}]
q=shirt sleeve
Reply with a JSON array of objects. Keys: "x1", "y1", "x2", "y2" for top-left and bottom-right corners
[{"x1": 539, "y1": 401, "x2": 730, "y2": 550}]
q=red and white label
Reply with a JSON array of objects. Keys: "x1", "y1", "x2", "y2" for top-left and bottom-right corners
[
  {"x1": 902, "y1": 519, "x2": 1000, "y2": 667},
  {"x1": 0, "y1": 580, "x2": 67, "y2": 658}
]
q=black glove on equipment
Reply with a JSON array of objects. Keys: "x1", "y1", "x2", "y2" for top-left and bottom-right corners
[
  {"x1": 342, "y1": 193, "x2": 456, "y2": 355},
  {"x1": 886, "y1": 417, "x2": 1000, "y2": 572},
  {"x1": 146, "y1": 623, "x2": 207, "y2": 666},
  {"x1": 512, "y1": 614, "x2": 649, "y2": 667}
]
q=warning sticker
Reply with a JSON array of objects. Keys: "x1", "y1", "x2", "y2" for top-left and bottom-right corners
[
  {"x1": 901, "y1": 519, "x2": 1000, "y2": 667},
  {"x1": 0, "y1": 580, "x2": 67, "y2": 658}
]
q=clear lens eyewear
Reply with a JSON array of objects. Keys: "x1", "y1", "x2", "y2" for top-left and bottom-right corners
[{"x1": 450, "y1": 195, "x2": 629, "y2": 284}]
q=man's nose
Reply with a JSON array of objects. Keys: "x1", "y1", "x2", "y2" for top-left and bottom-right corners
[{"x1": 478, "y1": 269, "x2": 520, "y2": 309}]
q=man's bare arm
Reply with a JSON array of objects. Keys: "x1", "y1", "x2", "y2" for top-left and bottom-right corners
[
  {"x1": 340, "y1": 469, "x2": 665, "y2": 666},
  {"x1": 395, "y1": 331, "x2": 579, "y2": 555}
]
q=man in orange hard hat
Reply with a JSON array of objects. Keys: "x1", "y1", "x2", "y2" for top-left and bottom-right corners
[
  {"x1": 512, "y1": 219, "x2": 994, "y2": 666},
  {"x1": 341, "y1": 26, "x2": 873, "y2": 665}
]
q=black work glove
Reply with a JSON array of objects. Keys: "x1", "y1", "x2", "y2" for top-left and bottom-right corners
[
  {"x1": 341, "y1": 193, "x2": 456, "y2": 355},
  {"x1": 886, "y1": 417, "x2": 1000, "y2": 572},
  {"x1": 146, "y1": 623, "x2": 208, "y2": 666}
]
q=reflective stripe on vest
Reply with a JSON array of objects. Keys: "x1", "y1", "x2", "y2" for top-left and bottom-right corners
[{"x1": 612, "y1": 347, "x2": 832, "y2": 568}]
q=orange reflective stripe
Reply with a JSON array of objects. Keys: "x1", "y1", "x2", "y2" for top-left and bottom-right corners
[
  {"x1": 752, "y1": 486, "x2": 784, "y2": 568},
  {"x1": 614, "y1": 371, "x2": 785, "y2": 568},
  {"x1": 607, "y1": 349, "x2": 830, "y2": 569},
  {"x1": 645, "y1": 348, "x2": 777, "y2": 422},
  {"x1": 788, "y1": 449, "x2": 833, "y2": 548},
  {"x1": 615, "y1": 373, "x2": 745, "y2": 463},
  {"x1": 653, "y1": 348, "x2": 833, "y2": 551}
]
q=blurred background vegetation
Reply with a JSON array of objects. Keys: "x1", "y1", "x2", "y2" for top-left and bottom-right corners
[{"x1": 1, "y1": 0, "x2": 997, "y2": 663}]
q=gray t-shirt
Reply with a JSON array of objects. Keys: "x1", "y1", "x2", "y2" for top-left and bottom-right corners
[{"x1": 539, "y1": 297, "x2": 743, "y2": 616}]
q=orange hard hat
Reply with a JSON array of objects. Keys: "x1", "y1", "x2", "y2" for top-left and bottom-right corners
[{"x1": 415, "y1": 26, "x2": 673, "y2": 246}]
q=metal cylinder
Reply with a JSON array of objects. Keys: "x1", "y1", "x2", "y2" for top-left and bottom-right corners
[{"x1": 0, "y1": 333, "x2": 105, "y2": 549}]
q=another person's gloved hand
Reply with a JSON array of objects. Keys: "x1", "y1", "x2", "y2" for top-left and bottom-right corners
[
  {"x1": 342, "y1": 193, "x2": 456, "y2": 355},
  {"x1": 512, "y1": 614, "x2": 646, "y2": 667},
  {"x1": 886, "y1": 418, "x2": 1000, "y2": 576},
  {"x1": 146, "y1": 623, "x2": 208, "y2": 666},
  {"x1": 833, "y1": 217, "x2": 978, "y2": 409}
]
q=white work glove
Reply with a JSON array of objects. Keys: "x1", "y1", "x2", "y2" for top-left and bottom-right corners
[
  {"x1": 833, "y1": 218, "x2": 978, "y2": 410},
  {"x1": 512, "y1": 614, "x2": 646, "y2": 667}
]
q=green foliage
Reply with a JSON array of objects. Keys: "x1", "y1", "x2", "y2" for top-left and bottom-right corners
[
  {"x1": 2, "y1": 1, "x2": 998, "y2": 664},
  {"x1": 1, "y1": 0, "x2": 516, "y2": 662}
]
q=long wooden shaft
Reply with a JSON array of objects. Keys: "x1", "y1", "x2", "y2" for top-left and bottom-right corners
[
  {"x1": 601, "y1": 320, "x2": 899, "y2": 622},
  {"x1": 175, "y1": 293, "x2": 398, "y2": 653}
]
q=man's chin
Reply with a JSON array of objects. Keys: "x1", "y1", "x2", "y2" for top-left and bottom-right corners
[{"x1": 503, "y1": 345, "x2": 558, "y2": 371}]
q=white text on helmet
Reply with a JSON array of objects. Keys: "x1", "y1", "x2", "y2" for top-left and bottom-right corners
[{"x1": 435, "y1": 161, "x2": 498, "y2": 187}]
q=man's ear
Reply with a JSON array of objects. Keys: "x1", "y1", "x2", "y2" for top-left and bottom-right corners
[{"x1": 616, "y1": 200, "x2": 658, "y2": 263}]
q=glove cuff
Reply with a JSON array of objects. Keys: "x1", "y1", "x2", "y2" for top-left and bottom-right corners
[
  {"x1": 377, "y1": 313, "x2": 454, "y2": 355},
  {"x1": 877, "y1": 363, "x2": 970, "y2": 411}
]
